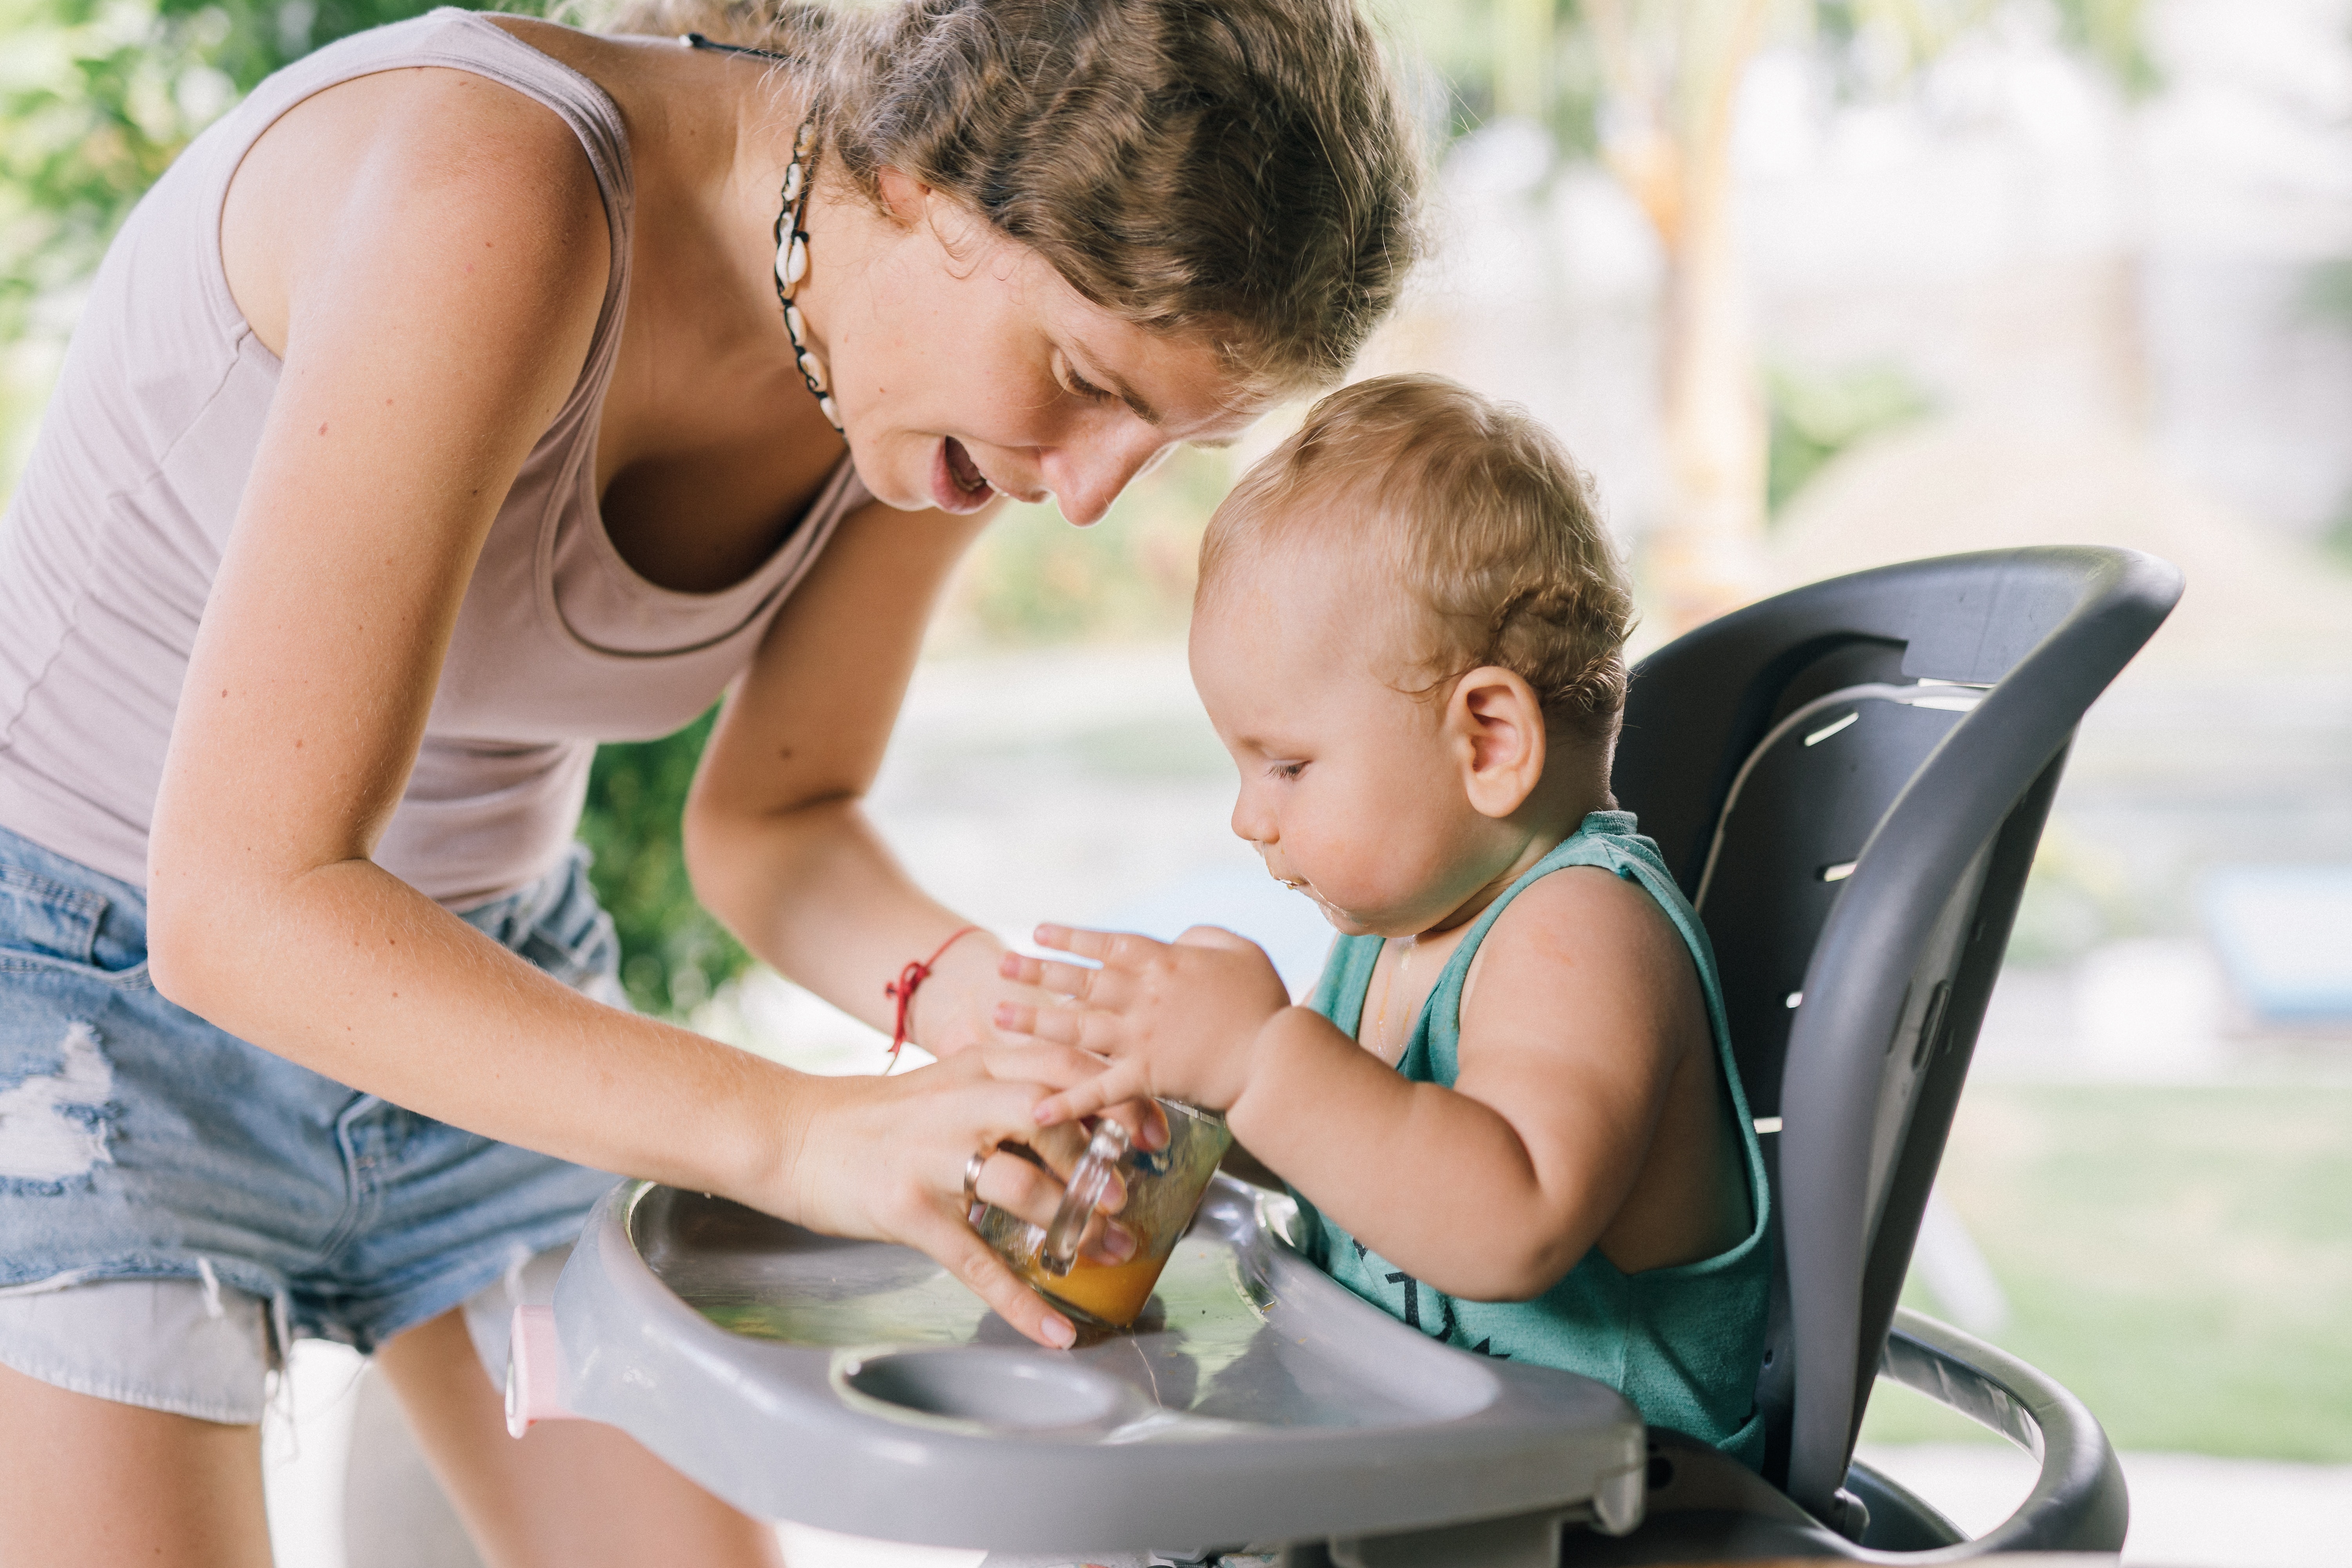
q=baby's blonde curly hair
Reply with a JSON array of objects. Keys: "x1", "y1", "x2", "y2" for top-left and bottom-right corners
[{"x1": 1201, "y1": 374, "x2": 1636, "y2": 742}]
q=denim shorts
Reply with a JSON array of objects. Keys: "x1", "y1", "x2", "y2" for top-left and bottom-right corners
[{"x1": 0, "y1": 823, "x2": 622, "y2": 1421}]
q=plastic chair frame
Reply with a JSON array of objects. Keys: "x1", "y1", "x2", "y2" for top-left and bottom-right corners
[{"x1": 1607, "y1": 545, "x2": 2180, "y2": 1546}]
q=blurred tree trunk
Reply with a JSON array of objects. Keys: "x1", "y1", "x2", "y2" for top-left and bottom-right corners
[{"x1": 1586, "y1": 0, "x2": 1775, "y2": 633}]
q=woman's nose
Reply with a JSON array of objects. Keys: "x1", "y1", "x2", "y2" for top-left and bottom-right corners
[{"x1": 1044, "y1": 426, "x2": 1174, "y2": 527}]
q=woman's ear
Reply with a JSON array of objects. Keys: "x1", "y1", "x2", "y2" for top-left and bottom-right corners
[
  {"x1": 875, "y1": 166, "x2": 933, "y2": 225},
  {"x1": 1445, "y1": 666, "x2": 1548, "y2": 820},
  {"x1": 877, "y1": 167, "x2": 989, "y2": 265}
]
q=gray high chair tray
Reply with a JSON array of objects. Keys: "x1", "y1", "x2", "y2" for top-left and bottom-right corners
[{"x1": 529, "y1": 1174, "x2": 1648, "y2": 1558}]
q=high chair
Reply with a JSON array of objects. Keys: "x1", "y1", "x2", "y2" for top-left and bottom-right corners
[
  {"x1": 1572, "y1": 542, "x2": 2179, "y2": 1561},
  {"x1": 508, "y1": 546, "x2": 2181, "y2": 1565}
]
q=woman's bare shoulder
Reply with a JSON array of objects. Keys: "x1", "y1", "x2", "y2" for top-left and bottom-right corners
[{"x1": 223, "y1": 55, "x2": 611, "y2": 359}]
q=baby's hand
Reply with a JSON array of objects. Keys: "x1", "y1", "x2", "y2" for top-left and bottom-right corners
[{"x1": 994, "y1": 925, "x2": 1291, "y2": 1123}]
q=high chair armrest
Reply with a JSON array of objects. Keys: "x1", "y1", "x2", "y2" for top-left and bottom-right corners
[
  {"x1": 1872, "y1": 1306, "x2": 2129, "y2": 1557},
  {"x1": 1559, "y1": 1308, "x2": 2125, "y2": 1563}
]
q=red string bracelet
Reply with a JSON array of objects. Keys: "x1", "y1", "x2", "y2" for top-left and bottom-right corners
[{"x1": 883, "y1": 926, "x2": 984, "y2": 1067}]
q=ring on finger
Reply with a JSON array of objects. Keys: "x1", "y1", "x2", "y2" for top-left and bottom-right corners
[{"x1": 962, "y1": 1143, "x2": 997, "y2": 1214}]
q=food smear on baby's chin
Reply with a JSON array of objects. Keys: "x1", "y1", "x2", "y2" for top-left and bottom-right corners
[{"x1": 1022, "y1": 1252, "x2": 1165, "y2": 1327}]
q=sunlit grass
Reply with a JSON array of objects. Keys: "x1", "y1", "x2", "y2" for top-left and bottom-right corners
[{"x1": 1862, "y1": 1084, "x2": 2352, "y2": 1461}]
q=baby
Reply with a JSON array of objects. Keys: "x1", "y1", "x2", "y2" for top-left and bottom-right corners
[{"x1": 998, "y1": 373, "x2": 1770, "y2": 1465}]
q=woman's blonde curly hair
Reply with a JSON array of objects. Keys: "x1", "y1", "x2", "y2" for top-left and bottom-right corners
[
  {"x1": 1203, "y1": 374, "x2": 1637, "y2": 742},
  {"x1": 594, "y1": 0, "x2": 1424, "y2": 394}
]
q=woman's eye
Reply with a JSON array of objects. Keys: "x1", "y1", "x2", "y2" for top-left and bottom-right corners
[
  {"x1": 1058, "y1": 356, "x2": 1116, "y2": 404},
  {"x1": 1273, "y1": 761, "x2": 1307, "y2": 780}
]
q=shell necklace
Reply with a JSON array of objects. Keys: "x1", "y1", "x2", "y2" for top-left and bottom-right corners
[{"x1": 683, "y1": 34, "x2": 842, "y2": 432}]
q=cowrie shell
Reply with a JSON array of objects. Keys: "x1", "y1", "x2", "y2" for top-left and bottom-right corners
[
  {"x1": 819, "y1": 395, "x2": 840, "y2": 427},
  {"x1": 797, "y1": 351, "x2": 829, "y2": 393},
  {"x1": 777, "y1": 235, "x2": 808, "y2": 289},
  {"x1": 785, "y1": 303, "x2": 808, "y2": 340},
  {"x1": 782, "y1": 163, "x2": 803, "y2": 205}
]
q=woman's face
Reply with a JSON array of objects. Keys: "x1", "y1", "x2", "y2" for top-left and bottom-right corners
[{"x1": 810, "y1": 173, "x2": 1265, "y2": 524}]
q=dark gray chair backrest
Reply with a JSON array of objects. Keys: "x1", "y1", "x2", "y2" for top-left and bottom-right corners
[{"x1": 1609, "y1": 547, "x2": 2180, "y2": 1530}]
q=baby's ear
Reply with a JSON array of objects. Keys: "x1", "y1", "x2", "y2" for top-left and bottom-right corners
[{"x1": 1446, "y1": 666, "x2": 1548, "y2": 819}]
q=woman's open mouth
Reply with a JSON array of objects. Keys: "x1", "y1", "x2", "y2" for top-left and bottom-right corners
[{"x1": 929, "y1": 437, "x2": 997, "y2": 515}]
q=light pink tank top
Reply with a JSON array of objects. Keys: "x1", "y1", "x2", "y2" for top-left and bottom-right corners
[{"x1": 0, "y1": 10, "x2": 868, "y2": 907}]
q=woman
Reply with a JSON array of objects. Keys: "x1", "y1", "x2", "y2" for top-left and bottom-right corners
[{"x1": 0, "y1": 0, "x2": 1418, "y2": 1557}]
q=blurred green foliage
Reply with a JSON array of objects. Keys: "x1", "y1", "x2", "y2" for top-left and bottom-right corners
[
  {"x1": 2001, "y1": 821, "x2": 2147, "y2": 967},
  {"x1": 2307, "y1": 261, "x2": 2352, "y2": 571},
  {"x1": 576, "y1": 708, "x2": 751, "y2": 1017},
  {"x1": 1809, "y1": 0, "x2": 2160, "y2": 101},
  {"x1": 939, "y1": 446, "x2": 1233, "y2": 648},
  {"x1": 2308, "y1": 257, "x2": 2352, "y2": 327},
  {"x1": 1864, "y1": 1083, "x2": 2352, "y2": 1461},
  {"x1": 2322, "y1": 497, "x2": 2352, "y2": 575},
  {"x1": 1385, "y1": 0, "x2": 2158, "y2": 175},
  {"x1": 2048, "y1": 0, "x2": 2163, "y2": 100},
  {"x1": 0, "y1": 0, "x2": 526, "y2": 346},
  {"x1": 1764, "y1": 360, "x2": 1936, "y2": 516}
]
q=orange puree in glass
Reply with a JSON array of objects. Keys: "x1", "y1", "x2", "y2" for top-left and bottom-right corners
[{"x1": 1029, "y1": 1253, "x2": 1167, "y2": 1327}]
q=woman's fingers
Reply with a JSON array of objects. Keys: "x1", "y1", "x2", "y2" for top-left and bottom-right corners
[
  {"x1": 971, "y1": 1145, "x2": 1130, "y2": 1247},
  {"x1": 905, "y1": 1204, "x2": 1076, "y2": 1349},
  {"x1": 1024, "y1": 1115, "x2": 1106, "y2": 1182},
  {"x1": 1132, "y1": 1098, "x2": 1170, "y2": 1151},
  {"x1": 977, "y1": 1131, "x2": 1134, "y2": 1240},
  {"x1": 976, "y1": 1041, "x2": 1109, "y2": 1088}
]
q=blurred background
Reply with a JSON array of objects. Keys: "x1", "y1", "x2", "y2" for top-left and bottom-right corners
[{"x1": 5, "y1": 0, "x2": 2350, "y2": 1564}]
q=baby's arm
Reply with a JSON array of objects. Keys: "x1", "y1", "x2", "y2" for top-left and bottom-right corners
[{"x1": 1006, "y1": 868, "x2": 1710, "y2": 1301}]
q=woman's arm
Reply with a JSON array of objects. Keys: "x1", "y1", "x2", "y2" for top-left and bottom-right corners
[
  {"x1": 148, "y1": 70, "x2": 1080, "y2": 1346},
  {"x1": 682, "y1": 493, "x2": 1021, "y2": 1058},
  {"x1": 1007, "y1": 871, "x2": 1712, "y2": 1300}
]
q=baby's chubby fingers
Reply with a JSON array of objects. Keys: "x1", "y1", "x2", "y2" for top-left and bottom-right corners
[
  {"x1": 1175, "y1": 924, "x2": 1263, "y2": 953},
  {"x1": 1032, "y1": 924, "x2": 1169, "y2": 969},
  {"x1": 976, "y1": 1043, "x2": 1165, "y2": 1152},
  {"x1": 1034, "y1": 1059, "x2": 1156, "y2": 1130},
  {"x1": 990, "y1": 997, "x2": 1096, "y2": 1051},
  {"x1": 997, "y1": 948, "x2": 1129, "y2": 1005}
]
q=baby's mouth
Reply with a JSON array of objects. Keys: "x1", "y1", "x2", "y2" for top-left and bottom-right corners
[{"x1": 1262, "y1": 856, "x2": 1310, "y2": 896}]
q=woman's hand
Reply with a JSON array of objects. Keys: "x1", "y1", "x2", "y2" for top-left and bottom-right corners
[
  {"x1": 766, "y1": 1044, "x2": 1146, "y2": 1349},
  {"x1": 993, "y1": 925, "x2": 1292, "y2": 1123},
  {"x1": 901, "y1": 927, "x2": 1039, "y2": 1060}
]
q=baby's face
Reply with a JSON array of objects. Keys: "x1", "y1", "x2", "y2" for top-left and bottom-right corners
[{"x1": 1189, "y1": 553, "x2": 1512, "y2": 939}]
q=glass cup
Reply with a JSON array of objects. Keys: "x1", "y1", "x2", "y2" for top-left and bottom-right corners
[{"x1": 972, "y1": 1100, "x2": 1233, "y2": 1328}]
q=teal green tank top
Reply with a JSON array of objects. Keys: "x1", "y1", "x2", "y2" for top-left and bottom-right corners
[{"x1": 1292, "y1": 810, "x2": 1772, "y2": 1468}]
